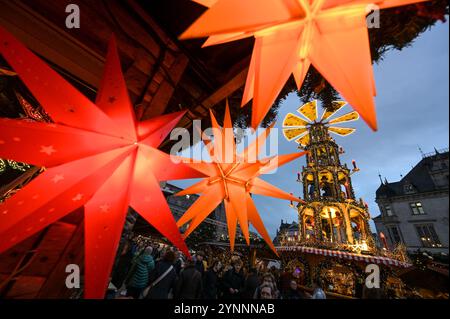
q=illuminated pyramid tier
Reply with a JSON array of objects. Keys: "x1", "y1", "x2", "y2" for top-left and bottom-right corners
[{"x1": 282, "y1": 101, "x2": 375, "y2": 253}]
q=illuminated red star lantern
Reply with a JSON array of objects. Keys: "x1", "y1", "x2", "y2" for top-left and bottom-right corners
[
  {"x1": 0, "y1": 27, "x2": 204, "y2": 299},
  {"x1": 182, "y1": 0, "x2": 430, "y2": 130},
  {"x1": 176, "y1": 101, "x2": 306, "y2": 253}
]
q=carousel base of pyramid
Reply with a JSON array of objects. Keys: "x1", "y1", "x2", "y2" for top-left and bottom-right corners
[{"x1": 277, "y1": 243, "x2": 412, "y2": 298}]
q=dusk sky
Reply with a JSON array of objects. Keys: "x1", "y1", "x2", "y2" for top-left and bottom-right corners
[{"x1": 171, "y1": 20, "x2": 449, "y2": 240}]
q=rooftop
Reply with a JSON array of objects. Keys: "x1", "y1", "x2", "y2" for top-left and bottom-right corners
[{"x1": 376, "y1": 149, "x2": 449, "y2": 199}]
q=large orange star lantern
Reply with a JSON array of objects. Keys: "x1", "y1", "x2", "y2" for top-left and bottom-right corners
[
  {"x1": 0, "y1": 28, "x2": 204, "y2": 299},
  {"x1": 176, "y1": 102, "x2": 306, "y2": 253},
  {"x1": 182, "y1": 0, "x2": 431, "y2": 130}
]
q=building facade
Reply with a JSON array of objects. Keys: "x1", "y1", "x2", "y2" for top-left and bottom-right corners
[
  {"x1": 273, "y1": 220, "x2": 299, "y2": 245},
  {"x1": 374, "y1": 149, "x2": 449, "y2": 257}
]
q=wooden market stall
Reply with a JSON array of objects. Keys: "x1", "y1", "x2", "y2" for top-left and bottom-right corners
[{"x1": 0, "y1": 0, "x2": 277, "y2": 298}]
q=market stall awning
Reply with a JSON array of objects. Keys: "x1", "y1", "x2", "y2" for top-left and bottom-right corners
[{"x1": 276, "y1": 246, "x2": 412, "y2": 268}]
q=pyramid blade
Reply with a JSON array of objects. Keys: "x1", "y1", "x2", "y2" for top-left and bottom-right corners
[{"x1": 298, "y1": 101, "x2": 318, "y2": 122}]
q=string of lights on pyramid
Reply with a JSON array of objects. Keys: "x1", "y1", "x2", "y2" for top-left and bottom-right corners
[
  {"x1": 176, "y1": 101, "x2": 307, "y2": 254},
  {"x1": 0, "y1": 27, "x2": 205, "y2": 299},
  {"x1": 282, "y1": 100, "x2": 379, "y2": 255},
  {"x1": 282, "y1": 100, "x2": 359, "y2": 148},
  {"x1": 182, "y1": 0, "x2": 431, "y2": 130}
]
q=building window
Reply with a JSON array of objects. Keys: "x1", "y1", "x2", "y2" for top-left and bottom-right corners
[
  {"x1": 384, "y1": 205, "x2": 393, "y2": 217},
  {"x1": 388, "y1": 226, "x2": 403, "y2": 245},
  {"x1": 410, "y1": 202, "x2": 425, "y2": 215},
  {"x1": 415, "y1": 224, "x2": 442, "y2": 248},
  {"x1": 404, "y1": 184, "x2": 415, "y2": 194}
]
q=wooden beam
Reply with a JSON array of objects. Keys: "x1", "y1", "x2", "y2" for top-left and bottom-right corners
[
  {"x1": 103, "y1": 0, "x2": 162, "y2": 57},
  {"x1": 179, "y1": 66, "x2": 249, "y2": 129},
  {"x1": 159, "y1": 66, "x2": 248, "y2": 150},
  {"x1": 142, "y1": 54, "x2": 189, "y2": 119},
  {"x1": 0, "y1": 0, "x2": 181, "y2": 104},
  {"x1": 198, "y1": 67, "x2": 248, "y2": 114},
  {"x1": 127, "y1": 0, "x2": 182, "y2": 52},
  {"x1": 0, "y1": 0, "x2": 105, "y2": 88}
]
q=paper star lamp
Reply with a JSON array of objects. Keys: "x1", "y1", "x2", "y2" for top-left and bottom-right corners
[
  {"x1": 176, "y1": 101, "x2": 306, "y2": 253},
  {"x1": 182, "y1": 0, "x2": 430, "y2": 130},
  {"x1": 0, "y1": 27, "x2": 204, "y2": 299}
]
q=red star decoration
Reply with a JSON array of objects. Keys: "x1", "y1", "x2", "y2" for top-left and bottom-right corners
[
  {"x1": 182, "y1": 0, "x2": 431, "y2": 130},
  {"x1": 0, "y1": 27, "x2": 204, "y2": 299},
  {"x1": 176, "y1": 102, "x2": 306, "y2": 253}
]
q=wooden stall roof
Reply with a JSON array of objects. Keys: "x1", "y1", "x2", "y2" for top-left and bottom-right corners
[
  {"x1": 0, "y1": 0, "x2": 292, "y2": 298},
  {"x1": 0, "y1": 0, "x2": 278, "y2": 131}
]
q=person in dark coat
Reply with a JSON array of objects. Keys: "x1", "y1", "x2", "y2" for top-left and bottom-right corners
[
  {"x1": 110, "y1": 241, "x2": 133, "y2": 290},
  {"x1": 203, "y1": 260, "x2": 222, "y2": 299},
  {"x1": 194, "y1": 251, "x2": 205, "y2": 275},
  {"x1": 242, "y1": 268, "x2": 260, "y2": 299},
  {"x1": 174, "y1": 260, "x2": 203, "y2": 299},
  {"x1": 151, "y1": 243, "x2": 160, "y2": 260},
  {"x1": 145, "y1": 250, "x2": 177, "y2": 299},
  {"x1": 279, "y1": 269, "x2": 294, "y2": 295},
  {"x1": 126, "y1": 247, "x2": 155, "y2": 299},
  {"x1": 174, "y1": 250, "x2": 184, "y2": 275},
  {"x1": 283, "y1": 280, "x2": 304, "y2": 300},
  {"x1": 222, "y1": 259, "x2": 245, "y2": 299}
]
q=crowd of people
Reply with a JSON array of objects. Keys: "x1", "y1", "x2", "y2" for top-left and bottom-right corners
[{"x1": 108, "y1": 235, "x2": 327, "y2": 300}]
